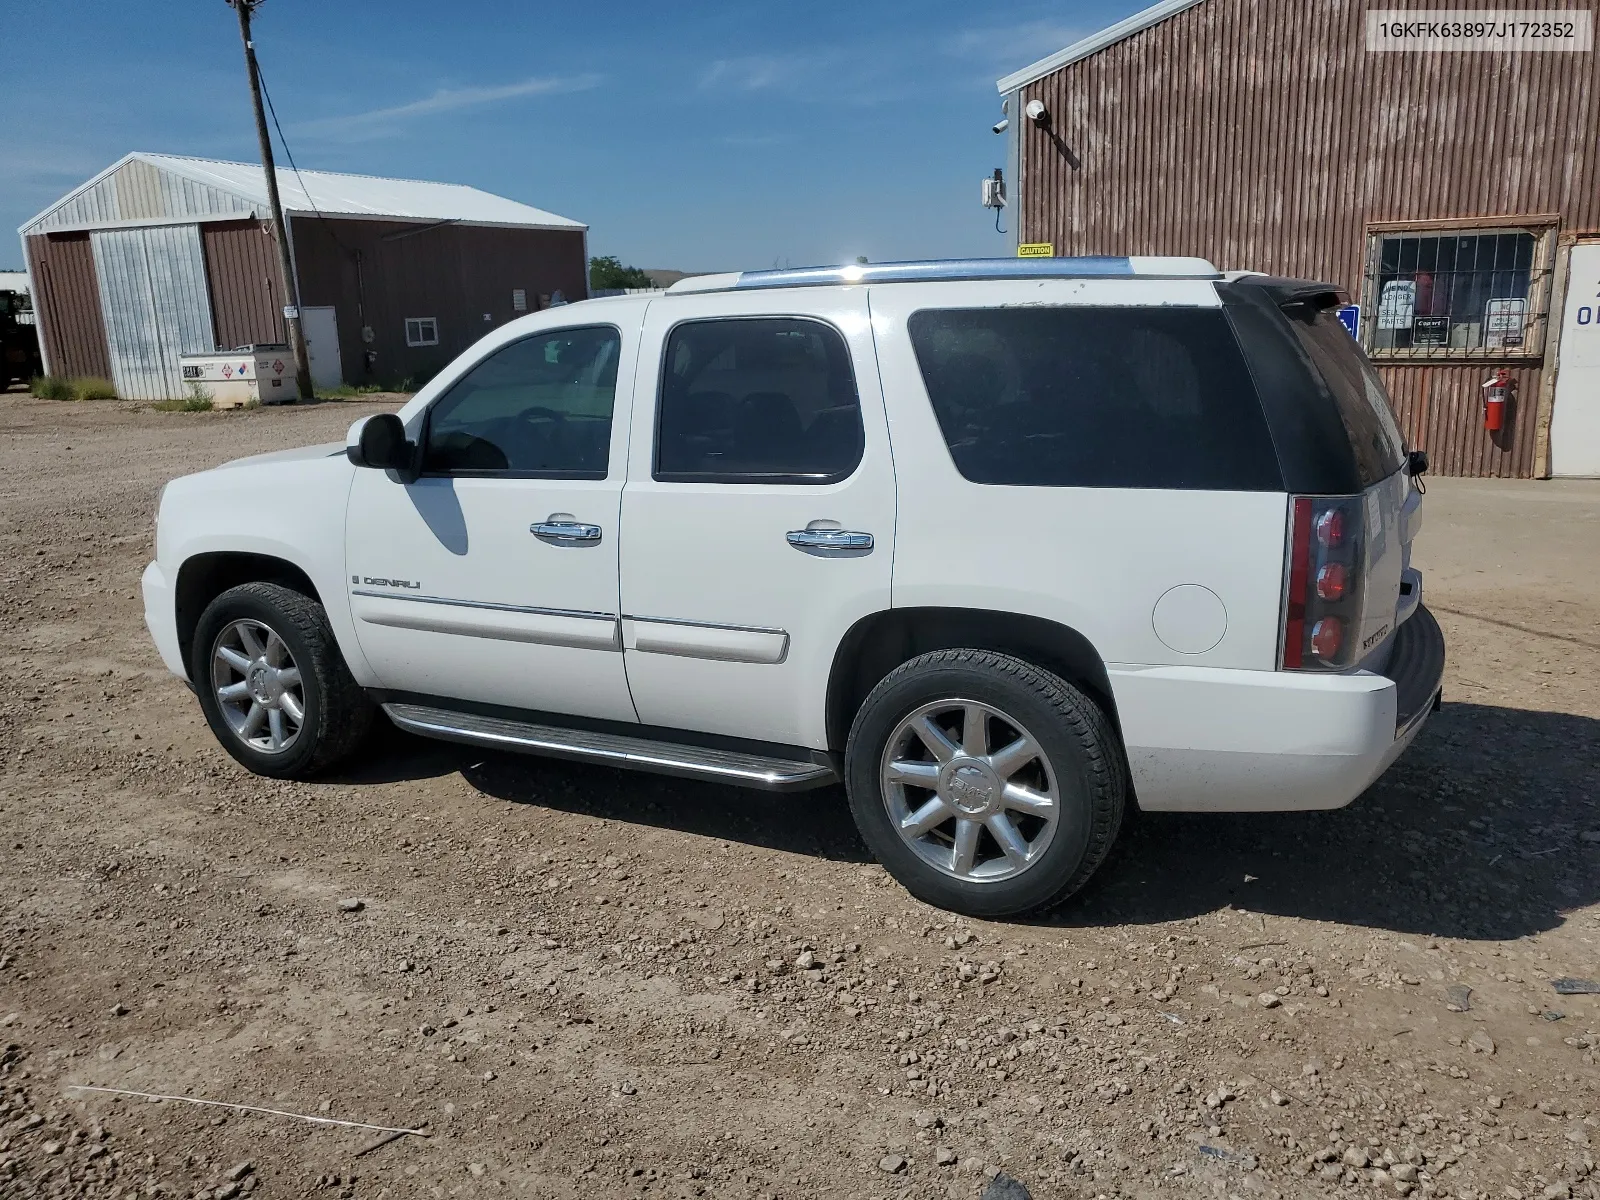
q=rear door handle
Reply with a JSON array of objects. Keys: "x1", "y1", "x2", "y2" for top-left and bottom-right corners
[
  {"x1": 531, "y1": 518, "x2": 602, "y2": 544},
  {"x1": 787, "y1": 529, "x2": 873, "y2": 551}
]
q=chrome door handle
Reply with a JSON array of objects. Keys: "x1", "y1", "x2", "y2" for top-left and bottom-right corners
[
  {"x1": 787, "y1": 529, "x2": 873, "y2": 551},
  {"x1": 531, "y1": 520, "x2": 602, "y2": 543}
]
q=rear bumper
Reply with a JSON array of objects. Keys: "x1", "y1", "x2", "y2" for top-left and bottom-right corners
[
  {"x1": 141, "y1": 560, "x2": 188, "y2": 680},
  {"x1": 1113, "y1": 604, "x2": 1445, "y2": 813}
]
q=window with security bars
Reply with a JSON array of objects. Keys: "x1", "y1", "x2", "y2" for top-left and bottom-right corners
[{"x1": 1363, "y1": 226, "x2": 1552, "y2": 358}]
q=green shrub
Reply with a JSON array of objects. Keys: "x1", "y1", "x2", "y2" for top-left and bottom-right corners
[
  {"x1": 152, "y1": 384, "x2": 214, "y2": 413},
  {"x1": 28, "y1": 375, "x2": 119, "y2": 401},
  {"x1": 30, "y1": 376, "x2": 74, "y2": 401},
  {"x1": 71, "y1": 376, "x2": 117, "y2": 401}
]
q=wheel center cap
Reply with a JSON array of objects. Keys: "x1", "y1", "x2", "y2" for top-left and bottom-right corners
[
  {"x1": 942, "y1": 761, "x2": 999, "y2": 816},
  {"x1": 247, "y1": 664, "x2": 276, "y2": 705}
]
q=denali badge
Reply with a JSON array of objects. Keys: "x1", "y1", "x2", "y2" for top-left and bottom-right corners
[
  {"x1": 1361, "y1": 623, "x2": 1391, "y2": 652},
  {"x1": 354, "y1": 576, "x2": 421, "y2": 589}
]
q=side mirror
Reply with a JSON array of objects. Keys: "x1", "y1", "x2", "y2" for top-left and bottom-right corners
[
  {"x1": 1407, "y1": 449, "x2": 1429, "y2": 477},
  {"x1": 346, "y1": 413, "x2": 415, "y2": 476}
]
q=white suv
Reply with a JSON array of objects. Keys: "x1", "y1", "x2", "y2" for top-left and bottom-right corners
[{"x1": 142, "y1": 257, "x2": 1444, "y2": 917}]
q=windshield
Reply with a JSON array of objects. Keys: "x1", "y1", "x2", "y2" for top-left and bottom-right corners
[{"x1": 1286, "y1": 308, "x2": 1407, "y2": 486}]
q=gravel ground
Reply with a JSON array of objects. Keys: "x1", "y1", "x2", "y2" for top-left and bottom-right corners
[{"x1": 1, "y1": 393, "x2": 1598, "y2": 1200}]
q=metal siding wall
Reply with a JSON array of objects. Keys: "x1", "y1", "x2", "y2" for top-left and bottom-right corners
[
  {"x1": 91, "y1": 224, "x2": 216, "y2": 400},
  {"x1": 24, "y1": 233, "x2": 112, "y2": 380},
  {"x1": 290, "y1": 216, "x2": 589, "y2": 386},
  {"x1": 113, "y1": 158, "x2": 167, "y2": 222},
  {"x1": 1019, "y1": 0, "x2": 1599, "y2": 476},
  {"x1": 202, "y1": 220, "x2": 288, "y2": 350},
  {"x1": 27, "y1": 160, "x2": 256, "y2": 235},
  {"x1": 35, "y1": 175, "x2": 121, "y2": 231}
]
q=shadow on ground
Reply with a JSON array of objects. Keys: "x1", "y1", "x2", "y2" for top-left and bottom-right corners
[{"x1": 359, "y1": 700, "x2": 1598, "y2": 941}]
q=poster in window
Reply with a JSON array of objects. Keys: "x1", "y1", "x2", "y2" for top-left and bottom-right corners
[
  {"x1": 1411, "y1": 316, "x2": 1449, "y2": 346},
  {"x1": 1377, "y1": 280, "x2": 1417, "y2": 330},
  {"x1": 1484, "y1": 298, "x2": 1526, "y2": 349}
]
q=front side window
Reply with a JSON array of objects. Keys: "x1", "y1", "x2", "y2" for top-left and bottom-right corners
[
  {"x1": 423, "y1": 325, "x2": 620, "y2": 477},
  {"x1": 906, "y1": 306, "x2": 1282, "y2": 490},
  {"x1": 655, "y1": 317, "x2": 864, "y2": 483},
  {"x1": 406, "y1": 317, "x2": 439, "y2": 347},
  {"x1": 1366, "y1": 227, "x2": 1549, "y2": 356}
]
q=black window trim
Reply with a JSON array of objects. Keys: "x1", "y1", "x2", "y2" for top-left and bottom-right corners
[
  {"x1": 417, "y1": 322, "x2": 625, "y2": 482},
  {"x1": 651, "y1": 313, "x2": 866, "y2": 487}
]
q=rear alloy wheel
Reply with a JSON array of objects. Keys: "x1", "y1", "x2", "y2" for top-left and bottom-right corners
[
  {"x1": 192, "y1": 582, "x2": 373, "y2": 779},
  {"x1": 845, "y1": 649, "x2": 1127, "y2": 918},
  {"x1": 880, "y1": 699, "x2": 1061, "y2": 883}
]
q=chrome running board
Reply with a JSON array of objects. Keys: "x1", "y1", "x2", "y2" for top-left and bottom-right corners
[{"x1": 382, "y1": 702, "x2": 836, "y2": 792}]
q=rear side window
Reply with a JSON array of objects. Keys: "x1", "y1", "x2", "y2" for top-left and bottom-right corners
[
  {"x1": 1284, "y1": 308, "x2": 1407, "y2": 486},
  {"x1": 906, "y1": 307, "x2": 1282, "y2": 490},
  {"x1": 655, "y1": 317, "x2": 864, "y2": 483}
]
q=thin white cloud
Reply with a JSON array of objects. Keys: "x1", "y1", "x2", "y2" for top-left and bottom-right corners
[
  {"x1": 295, "y1": 74, "x2": 603, "y2": 139},
  {"x1": 698, "y1": 54, "x2": 812, "y2": 92}
]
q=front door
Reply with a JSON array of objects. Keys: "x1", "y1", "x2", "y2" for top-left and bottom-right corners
[
  {"x1": 1552, "y1": 243, "x2": 1600, "y2": 478},
  {"x1": 618, "y1": 289, "x2": 895, "y2": 749},
  {"x1": 345, "y1": 320, "x2": 639, "y2": 723}
]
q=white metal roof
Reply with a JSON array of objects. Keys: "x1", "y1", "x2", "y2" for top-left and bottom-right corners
[
  {"x1": 996, "y1": 0, "x2": 1207, "y2": 93},
  {"x1": 141, "y1": 153, "x2": 585, "y2": 229},
  {"x1": 21, "y1": 152, "x2": 585, "y2": 235}
]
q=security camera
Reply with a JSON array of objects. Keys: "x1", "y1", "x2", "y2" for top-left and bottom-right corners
[
  {"x1": 1025, "y1": 99, "x2": 1049, "y2": 125},
  {"x1": 992, "y1": 118, "x2": 1009, "y2": 134}
]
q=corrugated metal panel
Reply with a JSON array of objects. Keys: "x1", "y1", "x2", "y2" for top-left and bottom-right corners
[
  {"x1": 158, "y1": 171, "x2": 254, "y2": 223},
  {"x1": 1379, "y1": 363, "x2": 1541, "y2": 478},
  {"x1": 203, "y1": 219, "x2": 288, "y2": 350},
  {"x1": 290, "y1": 215, "x2": 587, "y2": 386},
  {"x1": 34, "y1": 174, "x2": 121, "y2": 231},
  {"x1": 91, "y1": 224, "x2": 216, "y2": 400},
  {"x1": 1015, "y1": 0, "x2": 1599, "y2": 476},
  {"x1": 23, "y1": 233, "x2": 112, "y2": 380},
  {"x1": 113, "y1": 158, "x2": 167, "y2": 222}
]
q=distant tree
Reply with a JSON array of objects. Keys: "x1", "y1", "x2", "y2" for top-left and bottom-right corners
[{"x1": 589, "y1": 255, "x2": 655, "y2": 291}]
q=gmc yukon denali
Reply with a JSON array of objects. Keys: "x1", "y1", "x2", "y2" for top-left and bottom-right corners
[{"x1": 142, "y1": 257, "x2": 1445, "y2": 917}]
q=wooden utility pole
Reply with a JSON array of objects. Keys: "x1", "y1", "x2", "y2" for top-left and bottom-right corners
[{"x1": 228, "y1": 0, "x2": 314, "y2": 401}]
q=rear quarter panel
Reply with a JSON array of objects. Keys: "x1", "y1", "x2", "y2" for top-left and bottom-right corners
[{"x1": 868, "y1": 278, "x2": 1288, "y2": 672}]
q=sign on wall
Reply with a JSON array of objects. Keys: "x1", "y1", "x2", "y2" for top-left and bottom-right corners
[
  {"x1": 1484, "y1": 298, "x2": 1526, "y2": 348},
  {"x1": 1336, "y1": 304, "x2": 1361, "y2": 338},
  {"x1": 1017, "y1": 243, "x2": 1055, "y2": 258},
  {"x1": 1412, "y1": 315, "x2": 1449, "y2": 346},
  {"x1": 1377, "y1": 280, "x2": 1417, "y2": 329}
]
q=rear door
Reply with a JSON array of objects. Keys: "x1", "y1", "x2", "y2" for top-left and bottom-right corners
[{"x1": 617, "y1": 287, "x2": 894, "y2": 749}]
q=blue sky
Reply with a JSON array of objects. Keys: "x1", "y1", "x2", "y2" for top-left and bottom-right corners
[{"x1": 4, "y1": 0, "x2": 1140, "y2": 272}]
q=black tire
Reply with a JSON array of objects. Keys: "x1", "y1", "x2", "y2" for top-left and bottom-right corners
[
  {"x1": 844, "y1": 649, "x2": 1127, "y2": 918},
  {"x1": 192, "y1": 582, "x2": 374, "y2": 779}
]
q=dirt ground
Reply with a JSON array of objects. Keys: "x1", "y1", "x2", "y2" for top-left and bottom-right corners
[{"x1": 1, "y1": 393, "x2": 1597, "y2": 1200}]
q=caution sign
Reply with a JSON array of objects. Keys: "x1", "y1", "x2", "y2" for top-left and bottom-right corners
[{"x1": 1017, "y1": 243, "x2": 1054, "y2": 258}]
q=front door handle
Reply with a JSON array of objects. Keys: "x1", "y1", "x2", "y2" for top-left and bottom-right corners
[
  {"x1": 787, "y1": 528, "x2": 873, "y2": 551},
  {"x1": 532, "y1": 518, "x2": 602, "y2": 544}
]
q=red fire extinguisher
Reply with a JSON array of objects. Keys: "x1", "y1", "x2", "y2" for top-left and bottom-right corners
[{"x1": 1481, "y1": 368, "x2": 1510, "y2": 432}]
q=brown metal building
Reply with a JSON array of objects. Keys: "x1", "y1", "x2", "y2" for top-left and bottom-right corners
[
  {"x1": 19, "y1": 153, "x2": 587, "y2": 400},
  {"x1": 996, "y1": 0, "x2": 1600, "y2": 477}
]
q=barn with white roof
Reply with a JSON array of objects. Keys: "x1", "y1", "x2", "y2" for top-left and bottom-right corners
[{"x1": 19, "y1": 152, "x2": 588, "y2": 399}]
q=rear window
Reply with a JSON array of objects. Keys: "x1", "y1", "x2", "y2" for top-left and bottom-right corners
[
  {"x1": 905, "y1": 307, "x2": 1282, "y2": 490},
  {"x1": 1284, "y1": 308, "x2": 1406, "y2": 486}
]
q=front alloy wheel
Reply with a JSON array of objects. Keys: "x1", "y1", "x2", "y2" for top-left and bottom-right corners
[{"x1": 211, "y1": 618, "x2": 306, "y2": 754}]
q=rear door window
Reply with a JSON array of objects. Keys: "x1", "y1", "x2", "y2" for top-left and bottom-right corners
[
  {"x1": 905, "y1": 306, "x2": 1282, "y2": 490},
  {"x1": 654, "y1": 317, "x2": 864, "y2": 483},
  {"x1": 1284, "y1": 308, "x2": 1407, "y2": 486}
]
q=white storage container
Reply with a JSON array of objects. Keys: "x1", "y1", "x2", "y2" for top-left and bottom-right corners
[{"x1": 177, "y1": 346, "x2": 300, "y2": 408}]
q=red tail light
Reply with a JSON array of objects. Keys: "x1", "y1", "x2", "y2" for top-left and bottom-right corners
[{"x1": 1281, "y1": 495, "x2": 1365, "y2": 670}]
